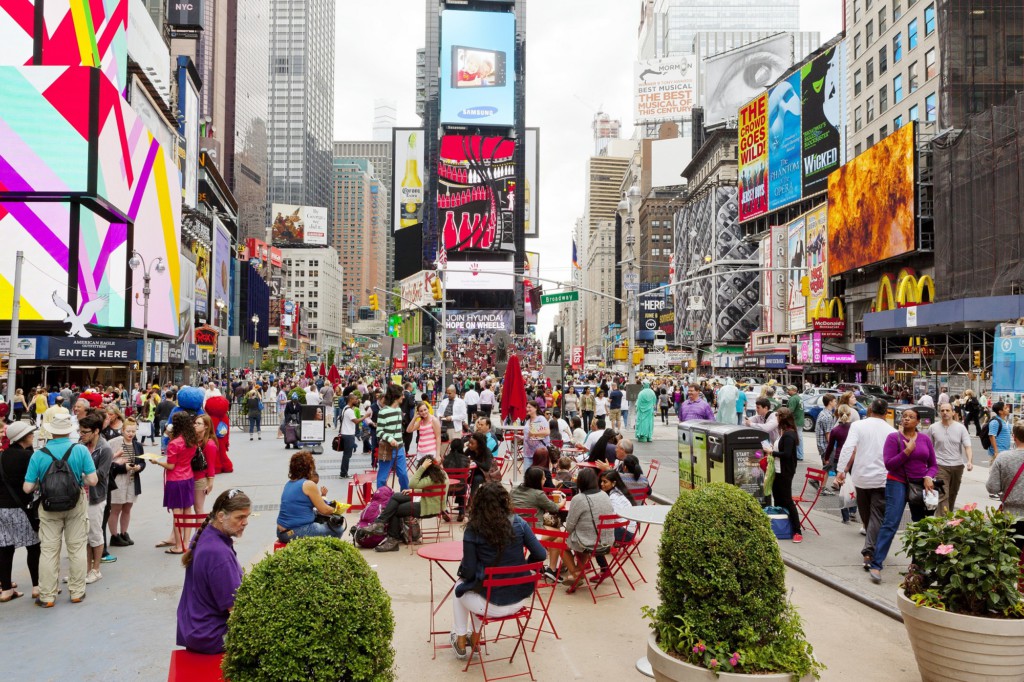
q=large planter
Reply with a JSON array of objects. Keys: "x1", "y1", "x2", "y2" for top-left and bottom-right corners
[
  {"x1": 897, "y1": 591, "x2": 1024, "y2": 681},
  {"x1": 647, "y1": 635, "x2": 812, "y2": 682}
]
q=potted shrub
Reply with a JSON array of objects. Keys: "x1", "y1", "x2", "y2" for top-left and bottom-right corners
[
  {"x1": 898, "y1": 503, "x2": 1024, "y2": 680},
  {"x1": 644, "y1": 483, "x2": 822, "y2": 681},
  {"x1": 223, "y1": 537, "x2": 396, "y2": 681}
]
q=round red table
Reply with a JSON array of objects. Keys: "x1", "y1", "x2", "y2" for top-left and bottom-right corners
[{"x1": 418, "y1": 541, "x2": 464, "y2": 658}]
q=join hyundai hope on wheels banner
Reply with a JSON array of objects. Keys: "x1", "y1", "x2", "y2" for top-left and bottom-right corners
[{"x1": 738, "y1": 93, "x2": 768, "y2": 221}]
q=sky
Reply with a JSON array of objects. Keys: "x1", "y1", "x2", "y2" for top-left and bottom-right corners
[{"x1": 334, "y1": 0, "x2": 844, "y2": 343}]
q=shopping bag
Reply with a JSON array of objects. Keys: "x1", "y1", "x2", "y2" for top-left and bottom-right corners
[
  {"x1": 762, "y1": 454, "x2": 776, "y2": 494},
  {"x1": 137, "y1": 421, "x2": 153, "y2": 438},
  {"x1": 839, "y1": 475, "x2": 858, "y2": 509}
]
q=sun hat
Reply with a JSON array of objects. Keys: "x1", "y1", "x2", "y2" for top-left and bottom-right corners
[
  {"x1": 47, "y1": 413, "x2": 76, "y2": 436},
  {"x1": 6, "y1": 421, "x2": 37, "y2": 443}
]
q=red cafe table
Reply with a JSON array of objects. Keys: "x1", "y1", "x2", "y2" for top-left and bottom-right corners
[{"x1": 417, "y1": 540, "x2": 464, "y2": 658}]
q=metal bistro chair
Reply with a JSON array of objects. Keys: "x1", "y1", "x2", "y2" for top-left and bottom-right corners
[
  {"x1": 172, "y1": 512, "x2": 208, "y2": 553},
  {"x1": 407, "y1": 484, "x2": 452, "y2": 551},
  {"x1": 444, "y1": 467, "x2": 472, "y2": 520},
  {"x1": 528, "y1": 527, "x2": 569, "y2": 651},
  {"x1": 565, "y1": 514, "x2": 630, "y2": 605},
  {"x1": 794, "y1": 468, "x2": 829, "y2": 535}
]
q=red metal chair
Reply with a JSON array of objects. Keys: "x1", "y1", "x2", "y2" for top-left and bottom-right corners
[
  {"x1": 408, "y1": 484, "x2": 452, "y2": 549},
  {"x1": 793, "y1": 468, "x2": 829, "y2": 535},
  {"x1": 168, "y1": 649, "x2": 224, "y2": 681},
  {"x1": 463, "y1": 562, "x2": 544, "y2": 681},
  {"x1": 172, "y1": 513, "x2": 207, "y2": 552},
  {"x1": 513, "y1": 508, "x2": 539, "y2": 527},
  {"x1": 444, "y1": 467, "x2": 472, "y2": 518},
  {"x1": 646, "y1": 458, "x2": 661, "y2": 488},
  {"x1": 529, "y1": 528, "x2": 568, "y2": 650},
  {"x1": 565, "y1": 514, "x2": 629, "y2": 604}
]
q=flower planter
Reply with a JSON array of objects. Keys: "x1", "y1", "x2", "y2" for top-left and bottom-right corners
[
  {"x1": 897, "y1": 591, "x2": 1024, "y2": 682},
  {"x1": 647, "y1": 635, "x2": 813, "y2": 682}
]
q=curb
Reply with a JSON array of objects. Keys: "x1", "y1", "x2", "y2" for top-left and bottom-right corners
[{"x1": 650, "y1": 493, "x2": 903, "y2": 623}]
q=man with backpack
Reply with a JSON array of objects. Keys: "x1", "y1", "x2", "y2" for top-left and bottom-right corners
[
  {"x1": 21, "y1": 413, "x2": 98, "y2": 607},
  {"x1": 985, "y1": 401, "x2": 1012, "y2": 460}
]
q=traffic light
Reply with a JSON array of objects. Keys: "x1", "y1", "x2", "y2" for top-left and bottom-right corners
[
  {"x1": 974, "y1": 350, "x2": 982, "y2": 367},
  {"x1": 431, "y1": 277, "x2": 443, "y2": 301},
  {"x1": 632, "y1": 348, "x2": 645, "y2": 365},
  {"x1": 800, "y1": 276, "x2": 810, "y2": 297},
  {"x1": 369, "y1": 294, "x2": 379, "y2": 311}
]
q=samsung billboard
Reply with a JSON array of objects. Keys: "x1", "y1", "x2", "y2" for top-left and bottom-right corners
[{"x1": 439, "y1": 9, "x2": 516, "y2": 127}]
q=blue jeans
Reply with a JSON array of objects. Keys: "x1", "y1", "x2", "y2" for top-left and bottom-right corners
[
  {"x1": 376, "y1": 446, "x2": 409, "y2": 490},
  {"x1": 340, "y1": 434, "x2": 356, "y2": 477},
  {"x1": 334, "y1": 406, "x2": 342, "y2": 427},
  {"x1": 248, "y1": 415, "x2": 261, "y2": 434},
  {"x1": 622, "y1": 411, "x2": 629, "y2": 428},
  {"x1": 870, "y1": 480, "x2": 908, "y2": 571},
  {"x1": 278, "y1": 520, "x2": 345, "y2": 543}
]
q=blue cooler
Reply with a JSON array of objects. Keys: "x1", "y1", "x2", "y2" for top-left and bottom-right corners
[{"x1": 768, "y1": 513, "x2": 793, "y2": 540}]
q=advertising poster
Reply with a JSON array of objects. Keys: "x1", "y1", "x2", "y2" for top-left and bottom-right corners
[
  {"x1": 738, "y1": 93, "x2": 768, "y2": 221},
  {"x1": 392, "y1": 128, "x2": 424, "y2": 233},
  {"x1": 213, "y1": 216, "x2": 231, "y2": 316},
  {"x1": 439, "y1": 9, "x2": 516, "y2": 127},
  {"x1": 801, "y1": 45, "x2": 845, "y2": 197},
  {"x1": 438, "y1": 135, "x2": 516, "y2": 253},
  {"x1": 570, "y1": 345, "x2": 584, "y2": 370},
  {"x1": 634, "y1": 56, "x2": 696, "y2": 125},
  {"x1": 827, "y1": 123, "x2": 916, "y2": 274},
  {"x1": 767, "y1": 71, "x2": 802, "y2": 210},
  {"x1": 445, "y1": 260, "x2": 515, "y2": 290},
  {"x1": 524, "y1": 251, "x2": 540, "y2": 324},
  {"x1": 177, "y1": 61, "x2": 199, "y2": 208},
  {"x1": 271, "y1": 205, "x2": 328, "y2": 246},
  {"x1": 445, "y1": 310, "x2": 514, "y2": 333},
  {"x1": 192, "y1": 241, "x2": 210, "y2": 321},
  {"x1": 300, "y1": 405, "x2": 326, "y2": 443},
  {"x1": 761, "y1": 232, "x2": 773, "y2": 333},
  {"x1": 178, "y1": 258, "x2": 196, "y2": 352},
  {"x1": 804, "y1": 205, "x2": 828, "y2": 325},
  {"x1": 167, "y1": 0, "x2": 204, "y2": 27},
  {"x1": 787, "y1": 217, "x2": 807, "y2": 331},
  {"x1": 703, "y1": 34, "x2": 792, "y2": 127},
  {"x1": 525, "y1": 128, "x2": 539, "y2": 237}
]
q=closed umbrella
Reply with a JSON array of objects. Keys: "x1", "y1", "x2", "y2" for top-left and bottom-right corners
[
  {"x1": 328, "y1": 364, "x2": 341, "y2": 384},
  {"x1": 319, "y1": 362, "x2": 327, "y2": 377},
  {"x1": 500, "y1": 354, "x2": 528, "y2": 423},
  {"x1": 304, "y1": 362, "x2": 314, "y2": 380}
]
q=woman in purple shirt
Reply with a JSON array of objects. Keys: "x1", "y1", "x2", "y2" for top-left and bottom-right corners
[
  {"x1": 868, "y1": 408, "x2": 937, "y2": 583},
  {"x1": 176, "y1": 489, "x2": 251, "y2": 654}
]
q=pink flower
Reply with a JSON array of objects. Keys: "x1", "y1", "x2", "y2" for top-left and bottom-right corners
[
  {"x1": 730, "y1": 653, "x2": 741, "y2": 666},
  {"x1": 946, "y1": 518, "x2": 963, "y2": 527},
  {"x1": 962, "y1": 503, "x2": 978, "y2": 512},
  {"x1": 710, "y1": 659, "x2": 719, "y2": 667},
  {"x1": 935, "y1": 544, "x2": 955, "y2": 555},
  {"x1": 693, "y1": 642, "x2": 706, "y2": 654}
]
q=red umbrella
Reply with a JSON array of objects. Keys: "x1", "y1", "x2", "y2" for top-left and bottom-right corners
[
  {"x1": 500, "y1": 354, "x2": 528, "y2": 423},
  {"x1": 319, "y1": 362, "x2": 327, "y2": 377},
  {"x1": 328, "y1": 364, "x2": 341, "y2": 384},
  {"x1": 304, "y1": 362, "x2": 314, "y2": 380}
]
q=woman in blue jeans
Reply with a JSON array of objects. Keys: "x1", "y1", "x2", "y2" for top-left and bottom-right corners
[
  {"x1": 275, "y1": 451, "x2": 344, "y2": 543},
  {"x1": 245, "y1": 387, "x2": 263, "y2": 441}
]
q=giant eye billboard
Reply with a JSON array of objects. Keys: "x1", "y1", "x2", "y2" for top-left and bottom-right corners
[{"x1": 440, "y1": 9, "x2": 516, "y2": 127}]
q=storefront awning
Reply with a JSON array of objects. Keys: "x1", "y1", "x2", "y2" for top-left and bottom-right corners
[{"x1": 865, "y1": 295, "x2": 1024, "y2": 335}]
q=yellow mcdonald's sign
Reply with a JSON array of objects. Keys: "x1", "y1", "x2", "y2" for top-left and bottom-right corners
[
  {"x1": 810, "y1": 296, "x2": 845, "y2": 321},
  {"x1": 874, "y1": 269, "x2": 935, "y2": 312}
]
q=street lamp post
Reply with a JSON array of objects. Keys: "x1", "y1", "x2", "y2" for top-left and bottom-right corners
[
  {"x1": 130, "y1": 251, "x2": 166, "y2": 390},
  {"x1": 251, "y1": 314, "x2": 260, "y2": 369},
  {"x1": 617, "y1": 184, "x2": 641, "y2": 385},
  {"x1": 215, "y1": 298, "x2": 230, "y2": 379}
]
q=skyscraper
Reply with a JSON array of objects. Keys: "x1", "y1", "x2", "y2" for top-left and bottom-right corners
[
  {"x1": 650, "y1": 0, "x2": 800, "y2": 57},
  {"x1": 334, "y1": 140, "x2": 395, "y2": 292},
  {"x1": 332, "y1": 158, "x2": 387, "y2": 310},
  {"x1": 268, "y1": 0, "x2": 335, "y2": 221}
]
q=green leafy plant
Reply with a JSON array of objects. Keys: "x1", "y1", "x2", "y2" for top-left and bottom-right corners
[
  {"x1": 645, "y1": 483, "x2": 822, "y2": 679},
  {"x1": 223, "y1": 537, "x2": 396, "y2": 681},
  {"x1": 287, "y1": 387, "x2": 307, "y2": 405},
  {"x1": 900, "y1": 503, "x2": 1024, "y2": 618}
]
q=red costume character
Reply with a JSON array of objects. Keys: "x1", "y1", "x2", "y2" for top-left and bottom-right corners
[{"x1": 204, "y1": 396, "x2": 234, "y2": 474}]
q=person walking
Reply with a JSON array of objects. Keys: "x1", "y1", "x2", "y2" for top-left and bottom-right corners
[
  {"x1": 928, "y1": 402, "x2": 973, "y2": 514},
  {"x1": 735, "y1": 386, "x2": 747, "y2": 425},
  {"x1": 785, "y1": 385, "x2": 805, "y2": 461},
  {"x1": 815, "y1": 394, "x2": 837, "y2": 470},
  {"x1": 580, "y1": 387, "x2": 595, "y2": 431},
  {"x1": 375, "y1": 385, "x2": 410, "y2": 491},
  {"x1": 633, "y1": 381, "x2": 657, "y2": 442},
  {"x1": 407, "y1": 401, "x2": 441, "y2": 468},
  {"x1": 245, "y1": 387, "x2": 263, "y2": 441},
  {"x1": 678, "y1": 384, "x2": 715, "y2": 422},
  {"x1": 716, "y1": 378, "x2": 738, "y2": 424},
  {"x1": 962, "y1": 389, "x2": 983, "y2": 436},
  {"x1": 835, "y1": 399, "x2": 897, "y2": 573},
  {"x1": 988, "y1": 401, "x2": 1012, "y2": 460}
]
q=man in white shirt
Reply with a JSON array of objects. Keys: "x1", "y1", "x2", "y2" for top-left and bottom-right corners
[
  {"x1": 463, "y1": 384, "x2": 480, "y2": 423},
  {"x1": 745, "y1": 398, "x2": 780, "y2": 443},
  {"x1": 937, "y1": 389, "x2": 950, "y2": 406},
  {"x1": 917, "y1": 392, "x2": 935, "y2": 409},
  {"x1": 305, "y1": 389, "x2": 322, "y2": 406},
  {"x1": 835, "y1": 399, "x2": 896, "y2": 570},
  {"x1": 478, "y1": 383, "x2": 495, "y2": 420},
  {"x1": 437, "y1": 385, "x2": 468, "y2": 437},
  {"x1": 928, "y1": 403, "x2": 973, "y2": 514}
]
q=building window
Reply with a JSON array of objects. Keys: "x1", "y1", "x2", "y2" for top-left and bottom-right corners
[
  {"x1": 867, "y1": 19, "x2": 875, "y2": 45},
  {"x1": 893, "y1": 33, "x2": 903, "y2": 63},
  {"x1": 879, "y1": 7, "x2": 887, "y2": 33},
  {"x1": 880, "y1": 84, "x2": 889, "y2": 112},
  {"x1": 894, "y1": 114, "x2": 904, "y2": 129},
  {"x1": 1007, "y1": 35, "x2": 1024, "y2": 67},
  {"x1": 855, "y1": 33, "x2": 862, "y2": 59},
  {"x1": 893, "y1": 0, "x2": 902, "y2": 21},
  {"x1": 908, "y1": 61, "x2": 920, "y2": 92},
  {"x1": 924, "y1": 4, "x2": 936, "y2": 35},
  {"x1": 652, "y1": 249, "x2": 660, "y2": 256},
  {"x1": 909, "y1": 104, "x2": 920, "y2": 121},
  {"x1": 855, "y1": 106, "x2": 863, "y2": 132},
  {"x1": 970, "y1": 36, "x2": 987, "y2": 66},
  {"x1": 854, "y1": 0, "x2": 862, "y2": 22},
  {"x1": 893, "y1": 74, "x2": 904, "y2": 103},
  {"x1": 867, "y1": 96, "x2": 876, "y2": 122},
  {"x1": 855, "y1": 143, "x2": 863, "y2": 157},
  {"x1": 925, "y1": 92, "x2": 937, "y2": 121},
  {"x1": 866, "y1": 58, "x2": 875, "y2": 85},
  {"x1": 854, "y1": 69, "x2": 862, "y2": 96},
  {"x1": 880, "y1": 124, "x2": 888, "y2": 138},
  {"x1": 925, "y1": 48, "x2": 937, "y2": 79},
  {"x1": 879, "y1": 46, "x2": 888, "y2": 74},
  {"x1": 867, "y1": 134, "x2": 875, "y2": 147},
  {"x1": 908, "y1": 18, "x2": 919, "y2": 50}
]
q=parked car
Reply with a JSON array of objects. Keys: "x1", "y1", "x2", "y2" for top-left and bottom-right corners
[
  {"x1": 835, "y1": 383, "x2": 894, "y2": 401},
  {"x1": 803, "y1": 387, "x2": 840, "y2": 398},
  {"x1": 802, "y1": 396, "x2": 868, "y2": 432}
]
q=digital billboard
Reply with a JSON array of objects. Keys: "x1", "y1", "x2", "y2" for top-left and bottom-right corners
[
  {"x1": 801, "y1": 44, "x2": 845, "y2": 197},
  {"x1": 704, "y1": 34, "x2": 793, "y2": 127},
  {"x1": 827, "y1": 123, "x2": 916, "y2": 275},
  {"x1": 271, "y1": 205, "x2": 328, "y2": 246},
  {"x1": 634, "y1": 56, "x2": 696, "y2": 125},
  {"x1": 446, "y1": 260, "x2": 515, "y2": 290},
  {"x1": 524, "y1": 251, "x2": 540, "y2": 324},
  {"x1": 738, "y1": 93, "x2": 768, "y2": 221},
  {"x1": 524, "y1": 128, "x2": 539, "y2": 237},
  {"x1": 392, "y1": 128, "x2": 424, "y2": 234},
  {"x1": 439, "y1": 9, "x2": 516, "y2": 127},
  {"x1": 438, "y1": 135, "x2": 516, "y2": 253},
  {"x1": 177, "y1": 57, "x2": 199, "y2": 208},
  {"x1": 804, "y1": 206, "x2": 828, "y2": 325},
  {"x1": 767, "y1": 71, "x2": 802, "y2": 210},
  {"x1": 191, "y1": 240, "x2": 210, "y2": 321},
  {"x1": 787, "y1": 217, "x2": 807, "y2": 331},
  {"x1": 213, "y1": 216, "x2": 231, "y2": 314}
]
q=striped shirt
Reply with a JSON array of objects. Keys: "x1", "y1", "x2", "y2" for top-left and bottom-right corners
[
  {"x1": 377, "y1": 406, "x2": 404, "y2": 447},
  {"x1": 417, "y1": 418, "x2": 437, "y2": 457}
]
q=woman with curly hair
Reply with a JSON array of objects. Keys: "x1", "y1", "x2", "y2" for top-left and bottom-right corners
[
  {"x1": 151, "y1": 412, "x2": 199, "y2": 554},
  {"x1": 449, "y1": 482, "x2": 546, "y2": 660},
  {"x1": 275, "y1": 451, "x2": 343, "y2": 543}
]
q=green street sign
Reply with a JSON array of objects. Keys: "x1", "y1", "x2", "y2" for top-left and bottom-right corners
[{"x1": 540, "y1": 291, "x2": 579, "y2": 305}]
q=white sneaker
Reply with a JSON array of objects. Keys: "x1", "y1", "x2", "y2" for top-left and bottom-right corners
[{"x1": 85, "y1": 570, "x2": 99, "y2": 584}]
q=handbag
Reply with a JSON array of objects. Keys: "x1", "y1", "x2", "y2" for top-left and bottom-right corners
[
  {"x1": 999, "y1": 459, "x2": 1024, "y2": 512},
  {"x1": 762, "y1": 454, "x2": 776, "y2": 494},
  {"x1": 190, "y1": 445, "x2": 208, "y2": 473},
  {"x1": 136, "y1": 421, "x2": 153, "y2": 439},
  {"x1": 839, "y1": 474, "x2": 858, "y2": 509},
  {"x1": 378, "y1": 439, "x2": 394, "y2": 462},
  {"x1": 907, "y1": 478, "x2": 925, "y2": 507}
]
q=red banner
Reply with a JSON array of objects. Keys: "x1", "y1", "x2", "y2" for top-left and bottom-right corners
[{"x1": 570, "y1": 345, "x2": 585, "y2": 369}]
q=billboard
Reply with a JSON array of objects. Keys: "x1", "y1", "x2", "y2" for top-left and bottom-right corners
[
  {"x1": 438, "y1": 135, "x2": 515, "y2": 252},
  {"x1": 446, "y1": 260, "x2": 514, "y2": 290},
  {"x1": 767, "y1": 71, "x2": 802, "y2": 210},
  {"x1": 827, "y1": 124, "x2": 916, "y2": 275},
  {"x1": 167, "y1": 0, "x2": 203, "y2": 27},
  {"x1": 177, "y1": 58, "x2": 199, "y2": 208},
  {"x1": 524, "y1": 128, "x2": 539, "y2": 237},
  {"x1": 738, "y1": 93, "x2": 768, "y2": 221},
  {"x1": 393, "y1": 128, "x2": 424, "y2": 233},
  {"x1": 445, "y1": 310, "x2": 514, "y2": 333},
  {"x1": 271, "y1": 205, "x2": 328, "y2": 246},
  {"x1": 634, "y1": 56, "x2": 696, "y2": 125},
  {"x1": 704, "y1": 34, "x2": 793, "y2": 127},
  {"x1": 801, "y1": 44, "x2": 845, "y2": 197},
  {"x1": 804, "y1": 205, "x2": 828, "y2": 325},
  {"x1": 191, "y1": 240, "x2": 210, "y2": 321},
  {"x1": 213, "y1": 216, "x2": 231, "y2": 314},
  {"x1": 524, "y1": 251, "x2": 540, "y2": 324},
  {"x1": 769, "y1": 224, "x2": 789, "y2": 333},
  {"x1": 787, "y1": 217, "x2": 807, "y2": 331},
  {"x1": 439, "y1": 9, "x2": 516, "y2": 127}
]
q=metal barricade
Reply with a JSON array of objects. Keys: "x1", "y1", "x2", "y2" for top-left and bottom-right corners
[{"x1": 229, "y1": 402, "x2": 282, "y2": 431}]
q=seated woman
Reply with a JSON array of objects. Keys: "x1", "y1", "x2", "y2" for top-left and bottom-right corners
[
  {"x1": 450, "y1": 482, "x2": 546, "y2": 660},
  {"x1": 443, "y1": 437, "x2": 471, "y2": 523},
  {"x1": 618, "y1": 455, "x2": 651, "y2": 495},
  {"x1": 569, "y1": 417, "x2": 587, "y2": 449},
  {"x1": 561, "y1": 468, "x2": 615, "y2": 587},
  {"x1": 465, "y1": 432, "x2": 494, "y2": 497},
  {"x1": 586, "y1": 428, "x2": 619, "y2": 465},
  {"x1": 511, "y1": 466, "x2": 566, "y2": 582},
  {"x1": 275, "y1": 451, "x2": 344, "y2": 543},
  {"x1": 365, "y1": 456, "x2": 449, "y2": 552},
  {"x1": 594, "y1": 470, "x2": 639, "y2": 578},
  {"x1": 176, "y1": 489, "x2": 252, "y2": 655}
]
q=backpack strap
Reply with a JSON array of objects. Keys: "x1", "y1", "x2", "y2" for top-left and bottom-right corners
[{"x1": 1002, "y1": 459, "x2": 1024, "y2": 507}]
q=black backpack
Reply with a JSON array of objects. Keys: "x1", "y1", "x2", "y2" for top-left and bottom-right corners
[
  {"x1": 980, "y1": 417, "x2": 1001, "y2": 451},
  {"x1": 39, "y1": 446, "x2": 82, "y2": 512}
]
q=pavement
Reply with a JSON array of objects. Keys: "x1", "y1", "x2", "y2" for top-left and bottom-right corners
[{"x1": 1, "y1": 416, "x2": 981, "y2": 681}]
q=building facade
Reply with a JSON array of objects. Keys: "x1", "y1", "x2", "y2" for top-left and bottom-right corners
[
  {"x1": 333, "y1": 140, "x2": 395, "y2": 292},
  {"x1": 648, "y1": 0, "x2": 800, "y2": 58},
  {"x1": 280, "y1": 247, "x2": 344, "y2": 355},
  {"x1": 332, "y1": 158, "x2": 387, "y2": 311}
]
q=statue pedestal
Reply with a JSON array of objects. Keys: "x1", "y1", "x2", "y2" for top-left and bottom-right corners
[{"x1": 543, "y1": 364, "x2": 562, "y2": 383}]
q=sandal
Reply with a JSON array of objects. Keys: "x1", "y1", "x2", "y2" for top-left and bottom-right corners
[
  {"x1": 0, "y1": 590, "x2": 24, "y2": 602},
  {"x1": 155, "y1": 540, "x2": 174, "y2": 548},
  {"x1": 165, "y1": 548, "x2": 185, "y2": 555}
]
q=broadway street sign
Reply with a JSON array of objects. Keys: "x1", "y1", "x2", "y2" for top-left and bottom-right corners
[{"x1": 540, "y1": 291, "x2": 579, "y2": 305}]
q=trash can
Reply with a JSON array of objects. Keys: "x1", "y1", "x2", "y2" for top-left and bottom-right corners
[
  {"x1": 887, "y1": 404, "x2": 936, "y2": 429},
  {"x1": 704, "y1": 423, "x2": 771, "y2": 506},
  {"x1": 678, "y1": 420, "x2": 718, "y2": 492}
]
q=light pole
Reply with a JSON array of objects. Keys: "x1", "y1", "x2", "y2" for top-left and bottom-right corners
[
  {"x1": 215, "y1": 298, "x2": 230, "y2": 379},
  {"x1": 251, "y1": 314, "x2": 260, "y2": 369},
  {"x1": 617, "y1": 184, "x2": 641, "y2": 384},
  {"x1": 130, "y1": 251, "x2": 166, "y2": 390}
]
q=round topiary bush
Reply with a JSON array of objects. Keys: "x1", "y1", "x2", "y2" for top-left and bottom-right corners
[
  {"x1": 646, "y1": 483, "x2": 822, "y2": 678},
  {"x1": 223, "y1": 537, "x2": 395, "y2": 682}
]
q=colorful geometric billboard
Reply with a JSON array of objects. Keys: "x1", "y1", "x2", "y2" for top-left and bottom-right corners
[
  {"x1": 271, "y1": 205, "x2": 329, "y2": 246},
  {"x1": 827, "y1": 123, "x2": 916, "y2": 275},
  {"x1": 767, "y1": 71, "x2": 802, "y2": 210},
  {"x1": 738, "y1": 93, "x2": 768, "y2": 221},
  {"x1": 439, "y1": 9, "x2": 516, "y2": 127},
  {"x1": 438, "y1": 135, "x2": 516, "y2": 253},
  {"x1": 801, "y1": 44, "x2": 845, "y2": 198}
]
